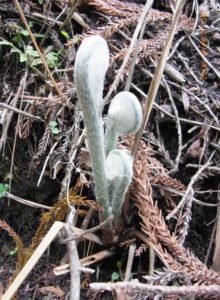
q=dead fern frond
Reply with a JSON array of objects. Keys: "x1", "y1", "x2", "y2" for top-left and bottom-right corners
[
  {"x1": 0, "y1": 219, "x2": 25, "y2": 274},
  {"x1": 18, "y1": 189, "x2": 97, "y2": 272},
  {"x1": 18, "y1": 103, "x2": 37, "y2": 139},
  {"x1": 143, "y1": 269, "x2": 190, "y2": 285},
  {"x1": 115, "y1": 14, "x2": 194, "y2": 61},
  {"x1": 86, "y1": 18, "x2": 138, "y2": 40},
  {"x1": 175, "y1": 193, "x2": 193, "y2": 245},
  {"x1": 87, "y1": 0, "x2": 142, "y2": 18},
  {"x1": 132, "y1": 140, "x2": 220, "y2": 285},
  {"x1": 135, "y1": 244, "x2": 148, "y2": 256},
  {"x1": 90, "y1": 281, "x2": 220, "y2": 299}
]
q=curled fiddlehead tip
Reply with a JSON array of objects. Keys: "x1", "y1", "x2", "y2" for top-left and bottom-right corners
[
  {"x1": 105, "y1": 91, "x2": 142, "y2": 155},
  {"x1": 74, "y1": 36, "x2": 109, "y2": 109},
  {"x1": 106, "y1": 149, "x2": 133, "y2": 218},
  {"x1": 106, "y1": 149, "x2": 133, "y2": 181},
  {"x1": 108, "y1": 91, "x2": 142, "y2": 135}
]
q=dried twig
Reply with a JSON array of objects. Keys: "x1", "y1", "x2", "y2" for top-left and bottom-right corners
[
  {"x1": 5, "y1": 192, "x2": 51, "y2": 210},
  {"x1": 104, "y1": 0, "x2": 155, "y2": 104},
  {"x1": 131, "y1": 83, "x2": 220, "y2": 132},
  {"x1": 2, "y1": 222, "x2": 64, "y2": 300},
  {"x1": 188, "y1": 34, "x2": 220, "y2": 80},
  {"x1": 167, "y1": 151, "x2": 215, "y2": 221},
  {"x1": 60, "y1": 0, "x2": 81, "y2": 30},
  {"x1": 0, "y1": 102, "x2": 44, "y2": 121},
  {"x1": 124, "y1": 0, "x2": 154, "y2": 91},
  {"x1": 124, "y1": 244, "x2": 136, "y2": 281},
  {"x1": 65, "y1": 206, "x2": 80, "y2": 300},
  {"x1": 132, "y1": 0, "x2": 187, "y2": 157},
  {"x1": 0, "y1": 76, "x2": 26, "y2": 153},
  {"x1": 53, "y1": 250, "x2": 115, "y2": 276}
]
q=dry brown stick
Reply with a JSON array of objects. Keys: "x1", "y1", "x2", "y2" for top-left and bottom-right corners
[
  {"x1": 5, "y1": 192, "x2": 51, "y2": 210},
  {"x1": 186, "y1": 164, "x2": 220, "y2": 172},
  {"x1": 169, "y1": 81, "x2": 219, "y2": 126},
  {"x1": 40, "y1": 5, "x2": 68, "y2": 47},
  {"x1": 32, "y1": 12, "x2": 62, "y2": 26},
  {"x1": 54, "y1": 249, "x2": 115, "y2": 276},
  {"x1": 124, "y1": 244, "x2": 136, "y2": 281},
  {"x1": 12, "y1": 0, "x2": 65, "y2": 102},
  {"x1": 60, "y1": 215, "x2": 113, "y2": 243},
  {"x1": 205, "y1": 213, "x2": 217, "y2": 264},
  {"x1": 149, "y1": 57, "x2": 182, "y2": 173},
  {"x1": 60, "y1": 0, "x2": 81, "y2": 30},
  {"x1": 0, "y1": 102, "x2": 44, "y2": 121},
  {"x1": 104, "y1": 0, "x2": 155, "y2": 105},
  {"x1": 66, "y1": 206, "x2": 80, "y2": 300},
  {"x1": 132, "y1": 0, "x2": 186, "y2": 157},
  {"x1": 167, "y1": 152, "x2": 215, "y2": 221},
  {"x1": 124, "y1": 0, "x2": 154, "y2": 91},
  {"x1": 11, "y1": 94, "x2": 56, "y2": 101},
  {"x1": 0, "y1": 76, "x2": 25, "y2": 153},
  {"x1": 2, "y1": 222, "x2": 64, "y2": 300},
  {"x1": 131, "y1": 83, "x2": 220, "y2": 132},
  {"x1": 151, "y1": 184, "x2": 220, "y2": 207},
  {"x1": 54, "y1": 0, "x2": 88, "y2": 28},
  {"x1": 188, "y1": 34, "x2": 220, "y2": 80},
  {"x1": 161, "y1": 76, "x2": 182, "y2": 173}
]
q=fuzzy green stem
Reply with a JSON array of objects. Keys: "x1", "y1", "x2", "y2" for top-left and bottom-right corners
[
  {"x1": 74, "y1": 36, "x2": 110, "y2": 222},
  {"x1": 105, "y1": 121, "x2": 118, "y2": 156}
]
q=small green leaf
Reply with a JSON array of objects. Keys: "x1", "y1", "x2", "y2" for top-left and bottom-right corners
[
  {"x1": 50, "y1": 121, "x2": 58, "y2": 127},
  {"x1": 61, "y1": 30, "x2": 70, "y2": 40},
  {"x1": 51, "y1": 127, "x2": 59, "y2": 135},
  {"x1": 33, "y1": 33, "x2": 44, "y2": 38},
  {"x1": 46, "y1": 51, "x2": 59, "y2": 68},
  {"x1": 46, "y1": 52, "x2": 58, "y2": 60},
  {"x1": 117, "y1": 261, "x2": 122, "y2": 270},
  {"x1": 0, "y1": 40, "x2": 14, "y2": 46},
  {"x1": 31, "y1": 58, "x2": 42, "y2": 66},
  {"x1": 26, "y1": 46, "x2": 39, "y2": 57},
  {"x1": 29, "y1": 21, "x2": 34, "y2": 28},
  {"x1": 111, "y1": 272, "x2": 119, "y2": 281},
  {"x1": 9, "y1": 247, "x2": 18, "y2": 256},
  {"x1": 12, "y1": 36, "x2": 23, "y2": 48},
  {"x1": 20, "y1": 29, "x2": 29, "y2": 36},
  {"x1": 3, "y1": 184, "x2": 9, "y2": 190},
  {"x1": 19, "y1": 52, "x2": 28, "y2": 62},
  {"x1": 0, "y1": 183, "x2": 9, "y2": 199}
]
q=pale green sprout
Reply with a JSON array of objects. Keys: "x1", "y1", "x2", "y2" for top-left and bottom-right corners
[{"x1": 74, "y1": 36, "x2": 142, "y2": 226}]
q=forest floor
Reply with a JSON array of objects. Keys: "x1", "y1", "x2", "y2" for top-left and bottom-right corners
[{"x1": 0, "y1": 0, "x2": 220, "y2": 299}]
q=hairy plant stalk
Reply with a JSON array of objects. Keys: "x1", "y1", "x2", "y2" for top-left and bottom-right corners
[
  {"x1": 74, "y1": 36, "x2": 110, "y2": 222},
  {"x1": 106, "y1": 149, "x2": 133, "y2": 219},
  {"x1": 105, "y1": 91, "x2": 142, "y2": 155}
]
